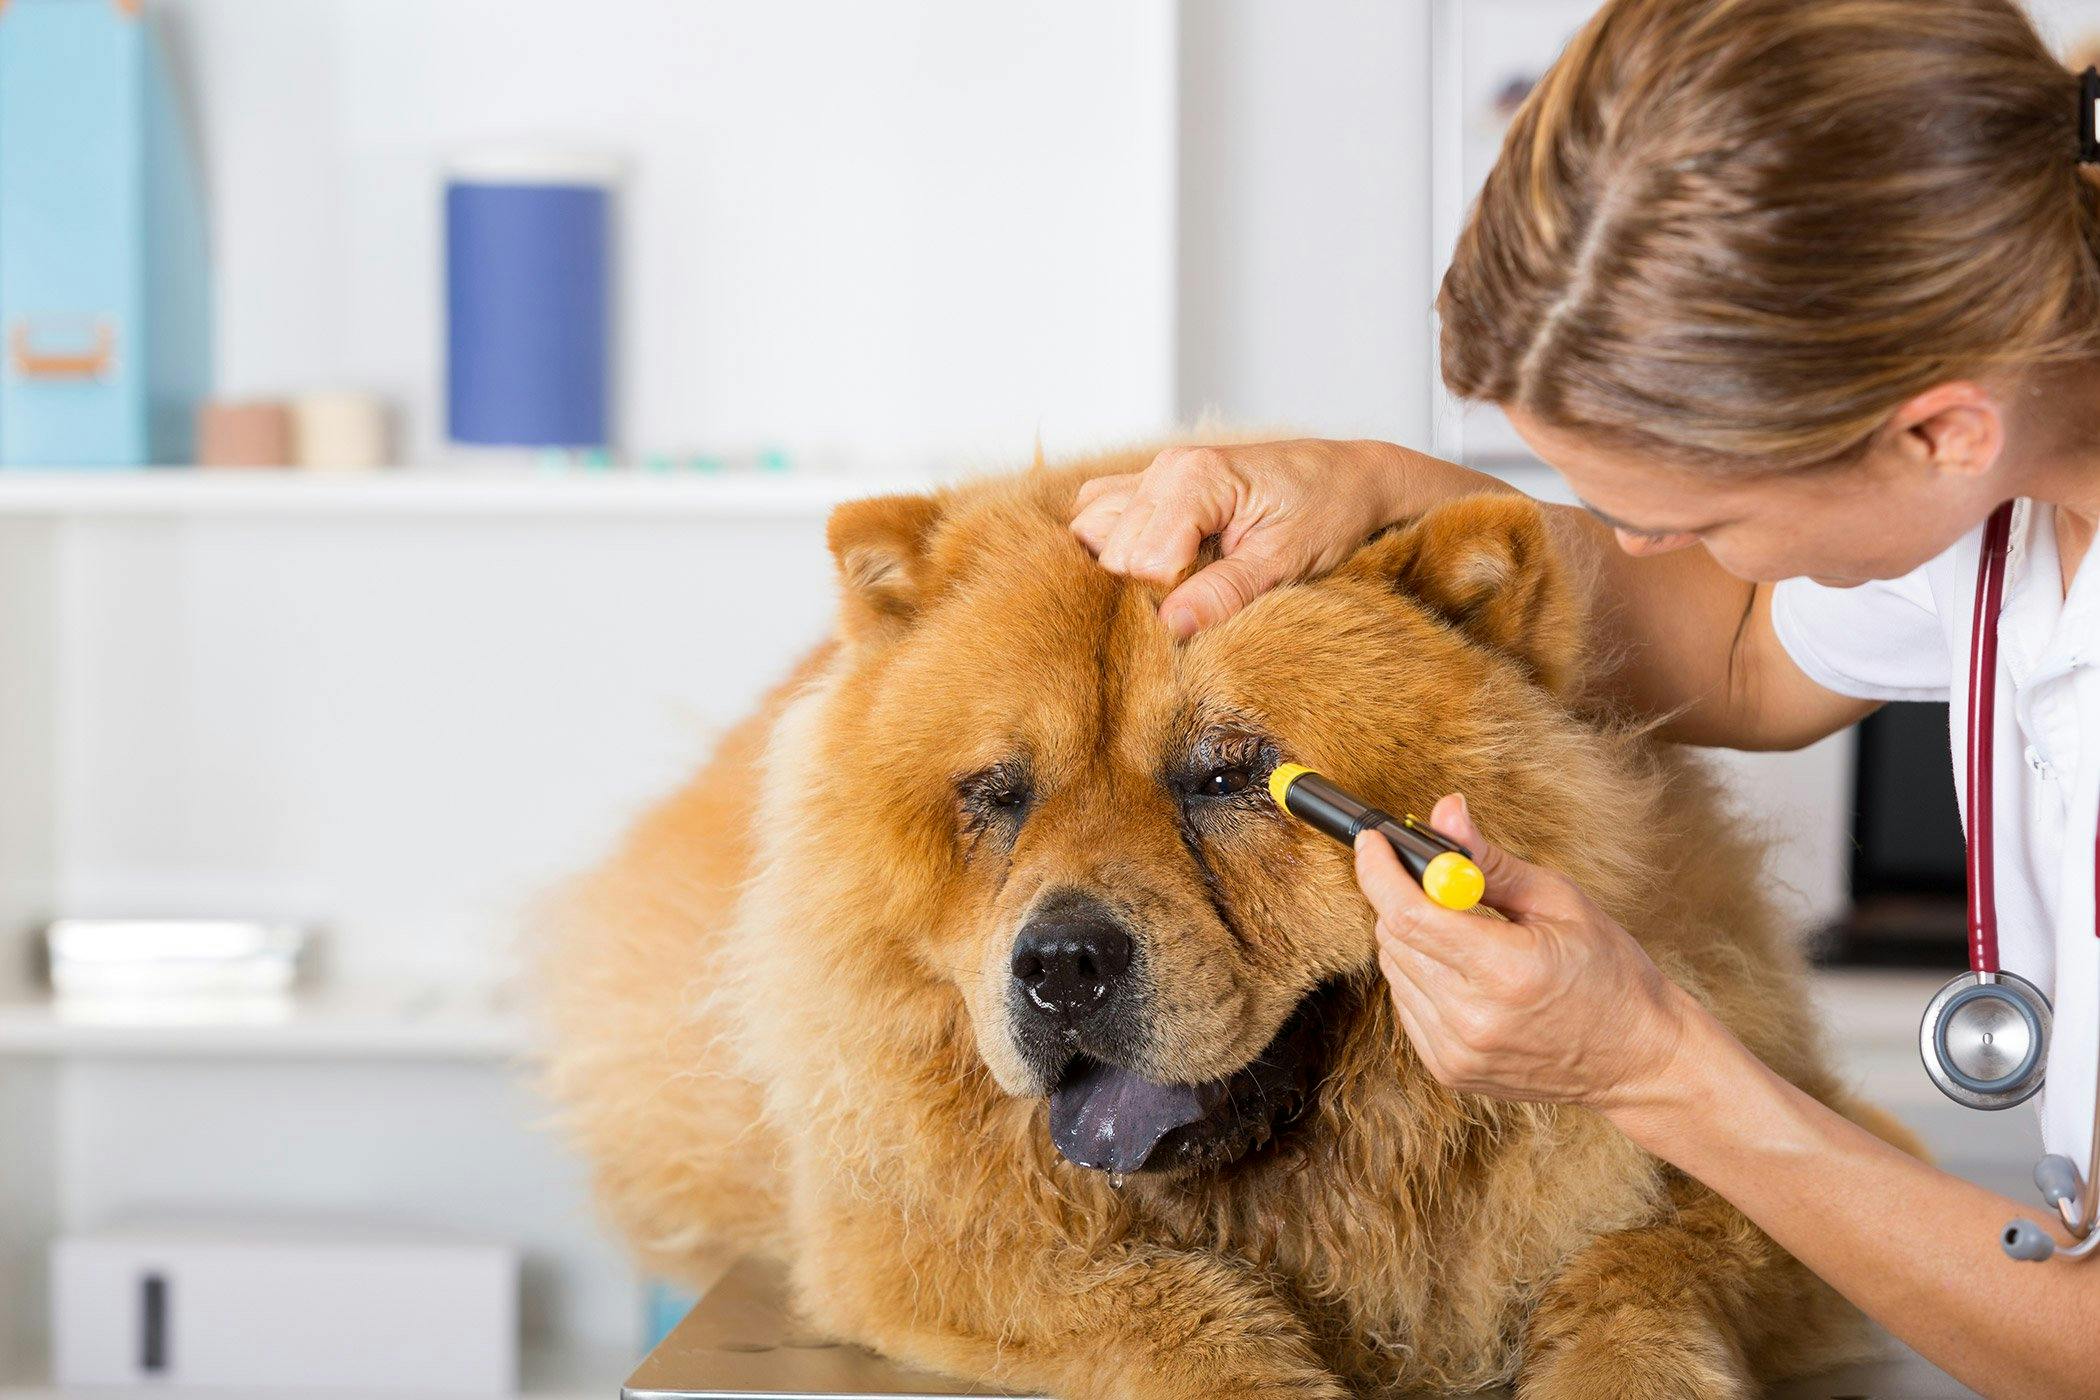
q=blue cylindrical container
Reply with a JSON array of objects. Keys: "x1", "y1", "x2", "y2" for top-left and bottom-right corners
[{"x1": 445, "y1": 152, "x2": 612, "y2": 448}]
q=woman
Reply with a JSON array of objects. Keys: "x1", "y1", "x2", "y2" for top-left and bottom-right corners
[{"x1": 1073, "y1": 0, "x2": 2100, "y2": 1393}]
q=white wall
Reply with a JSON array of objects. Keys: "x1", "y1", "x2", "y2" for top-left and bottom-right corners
[
  {"x1": 161, "y1": 0, "x2": 1179, "y2": 467},
  {"x1": 0, "y1": 521, "x2": 56, "y2": 996},
  {"x1": 48, "y1": 510, "x2": 844, "y2": 987},
  {"x1": 1176, "y1": 0, "x2": 1435, "y2": 443}
]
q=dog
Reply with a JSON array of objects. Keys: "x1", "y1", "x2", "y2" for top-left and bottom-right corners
[{"x1": 538, "y1": 447, "x2": 1907, "y2": 1397}]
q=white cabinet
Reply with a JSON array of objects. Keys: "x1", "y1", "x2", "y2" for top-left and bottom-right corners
[{"x1": 0, "y1": 472, "x2": 911, "y2": 1397}]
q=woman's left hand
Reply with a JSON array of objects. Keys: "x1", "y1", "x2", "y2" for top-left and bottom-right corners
[{"x1": 1355, "y1": 792, "x2": 1695, "y2": 1112}]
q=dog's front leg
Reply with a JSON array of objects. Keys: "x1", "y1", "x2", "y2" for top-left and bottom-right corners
[
  {"x1": 1515, "y1": 1178, "x2": 1848, "y2": 1400},
  {"x1": 792, "y1": 1208, "x2": 1346, "y2": 1400}
]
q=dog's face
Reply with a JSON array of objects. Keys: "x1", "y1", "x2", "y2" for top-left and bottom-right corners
[{"x1": 810, "y1": 471, "x2": 1582, "y2": 1178}]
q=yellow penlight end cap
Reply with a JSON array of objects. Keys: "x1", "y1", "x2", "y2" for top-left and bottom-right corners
[
  {"x1": 1422, "y1": 850, "x2": 1486, "y2": 912},
  {"x1": 1268, "y1": 763, "x2": 1313, "y2": 809}
]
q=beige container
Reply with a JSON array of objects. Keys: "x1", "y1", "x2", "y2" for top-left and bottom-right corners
[{"x1": 292, "y1": 391, "x2": 391, "y2": 470}]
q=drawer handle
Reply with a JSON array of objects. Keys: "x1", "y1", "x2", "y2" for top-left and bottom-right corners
[
  {"x1": 9, "y1": 321, "x2": 116, "y2": 381},
  {"x1": 140, "y1": 1273, "x2": 168, "y2": 1374}
]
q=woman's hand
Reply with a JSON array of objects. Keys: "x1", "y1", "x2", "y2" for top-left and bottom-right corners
[
  {"x1": 1354, "y1": 792, "x2": 1695, "y2": 1113},
  {"x1": 1367, "y1": 798, "x2": 2100, "y2": 1400},
  {"x1": 1071, "y1": 439, "x2": 1429, "y2": 639}
]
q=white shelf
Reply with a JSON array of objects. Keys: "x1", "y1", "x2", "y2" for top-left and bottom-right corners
[
  {"x1": 0, "y1": 1343, "x2": 634, "y2": 1399},
  {"x1": 0, "y1": 468, "x2": 946, "y2": 519},
  {"x1": 0, "y1": 985, "x2": 528, "y2": 1060}
]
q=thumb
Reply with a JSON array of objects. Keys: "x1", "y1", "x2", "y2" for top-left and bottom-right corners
[
  {"x1": 1158, "y1": 543, "x2": 1295, "y2": 639},
  {"x1": 1428, "y1": 793, "x2": 1559, "y2": 917}
]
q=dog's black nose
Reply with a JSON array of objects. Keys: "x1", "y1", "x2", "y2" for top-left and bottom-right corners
[{"x1": 1011, "y1": 903, "x2": 1132, "y2": 1022}]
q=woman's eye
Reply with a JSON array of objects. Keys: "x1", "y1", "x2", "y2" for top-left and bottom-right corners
[{"x1": 1200, "y1": 767, "x2": 1251, "y2": 798}]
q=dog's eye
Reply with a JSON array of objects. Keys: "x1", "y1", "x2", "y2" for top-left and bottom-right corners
[
  {"x1": 1200, "y1": 766, "x2": 1251, "y2": 798},
  {"x1": 957, "y1": 764, "x2": 1034, "y2": 841}
]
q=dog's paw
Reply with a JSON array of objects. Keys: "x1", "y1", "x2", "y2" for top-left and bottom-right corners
[
  {"x1": 1105, "y1": 1352, "x2": 1347, "y2": 1400},
  {"x1": 1221, "y1": 1378, "x2": 1349, "y2": 1400},
  {"x1": 1165, "y1": 1377, "x2": 1346, "y2": 1400},
  {"x1": 1516, "y1": 1312, "x2": 1755, "y2": 1400}
]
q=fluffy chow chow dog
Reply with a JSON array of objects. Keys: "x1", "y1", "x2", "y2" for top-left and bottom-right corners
[{"x1": 541, "y1": 449, "x2": 1901, "y2": 1398}]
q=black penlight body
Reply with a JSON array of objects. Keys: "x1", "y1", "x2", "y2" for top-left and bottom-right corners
[
  {"x1": 1277, "y1": 769, "x2": 1455, "y2": 884},
  {"x1": 1271, "y1": 765, "x2": 1489, "y2": 913}
]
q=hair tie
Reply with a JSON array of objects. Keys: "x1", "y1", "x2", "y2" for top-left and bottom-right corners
[{"x1": 2082, "y1": 67, "x2": 2100, "y2": 165}]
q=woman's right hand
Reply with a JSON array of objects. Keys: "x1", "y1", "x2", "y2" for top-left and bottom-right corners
[{"x1": 1069, "y1": 439, "x2": 1429, "y2": 638}]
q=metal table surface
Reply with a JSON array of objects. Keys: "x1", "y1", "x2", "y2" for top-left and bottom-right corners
[{"x1": 623, "y1": 1257, "x2": 1981, "y2": 1399}]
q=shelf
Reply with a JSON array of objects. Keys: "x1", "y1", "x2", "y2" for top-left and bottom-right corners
[
  {"x1": 0, "y1": 468, "x2": 946, "y2": 519},
  {"x1": 0, "y1": 1342, "x2": 634, "y2": 1399},
  {"x1": 0, "y1": 985, "x2": 528, "y2": 1061},
  {"x1": 0, "y1": 462, "x2": 1576, "y2": 520}
]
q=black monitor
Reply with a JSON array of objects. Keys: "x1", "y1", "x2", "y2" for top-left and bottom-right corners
[{"x1": 1825, "y1": 702, "x2": 1966, "y2": 964}]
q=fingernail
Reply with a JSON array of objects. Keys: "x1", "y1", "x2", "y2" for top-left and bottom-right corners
[{"x1": 1164, "y1": 606, "x2": 1198, "y2": 639}]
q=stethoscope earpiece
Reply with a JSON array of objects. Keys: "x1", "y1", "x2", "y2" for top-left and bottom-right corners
[{"x1": 2003, "y1": 1154, "x2": 2100, "y2": 1261}]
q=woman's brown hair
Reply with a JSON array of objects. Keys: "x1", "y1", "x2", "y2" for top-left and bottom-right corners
[{"x1": 1438, "y1": 0, "x2": 2100, "y2": 470}]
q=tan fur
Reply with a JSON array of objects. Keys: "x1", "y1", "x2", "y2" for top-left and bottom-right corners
[{"x1": 539, "y1": 446, "x2": 1915, "y2": 1397}]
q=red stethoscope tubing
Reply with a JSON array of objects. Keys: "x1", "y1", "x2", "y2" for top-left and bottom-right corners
[
  {"x1": 1964, "y1": 501, "x2": 2016, "y2": 976},
  {"x1": 1964, "y1": 499, "x2": 2100, "y2": 970},
  {"x1": 1961, "y1": 502, "x2": 2100, "y2": 1260}
]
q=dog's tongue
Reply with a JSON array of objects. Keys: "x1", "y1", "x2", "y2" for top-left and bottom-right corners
[{"x1": 1049, "y1": 1058, "x2": 1226, "y2": 1174}]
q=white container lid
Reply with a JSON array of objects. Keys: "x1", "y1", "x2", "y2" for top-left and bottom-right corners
[{"x1": 446, "y1": 146, "x2": 620, "y2": 188}]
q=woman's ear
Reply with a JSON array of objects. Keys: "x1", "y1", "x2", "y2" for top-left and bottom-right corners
[
  {"x1": 825, "y1": 491, "x2": 947, "y2": 638},
  {"x1": 1346, "y1": 493, "x2": 1585, "y2": 694},
  {"x1": 1885, "y1": 381, "x2": 2005, "y2": 480}
]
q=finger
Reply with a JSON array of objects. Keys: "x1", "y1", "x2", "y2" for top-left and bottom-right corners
[
  {"x1": 1355, "y1": 829, "x2": 1509, "y2": 973},
  {"x1": 1428, "y1": 793, "x2": 1564, "y2": 918},
  {"x1": 1156, "y1": 546, "x2": 1291, "y2": 637},
  {"x1": 1376, "y1": 945, "x2": 1463, "y2": 1084},
  {"x1": 1073, "y1": 472, "x2": 1137, "y2": 515},
  {"x1": 1381, "y1": 934, "x2": 1472, "y2": 1008},
  {"x1": 1118, "y1": 475, "x2": 1240, "y2": 585},
  {"x1": 1096, "y1": 498, "x2": 1159, "y2": 574},
  {"x1": 1070, "y1": 489, "x2": 1132, "y2": 554},
  {"x1": 1124, "y1": 508, "x2": 1218, "y2": 595}
]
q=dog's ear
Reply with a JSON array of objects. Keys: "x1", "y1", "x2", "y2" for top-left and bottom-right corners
[
  {"x1": 826, "y1": 491, "x2": 946, "y2": 637},
  {"x1": 1345, "y1": 493, "x2": 1585, "y2": 694}
]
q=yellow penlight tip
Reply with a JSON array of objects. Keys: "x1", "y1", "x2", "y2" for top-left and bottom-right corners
[
  {"x1": 1268, "y1": 763, "x2": 1313, "y2": 809},
  {"x1": 1422, "y1": 851, "x2": 1487, "y2": 912}
]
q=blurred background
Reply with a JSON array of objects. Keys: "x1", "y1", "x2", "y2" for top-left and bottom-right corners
[{"x1": 1, "y1": 1, "x2": 2095, "y2": 1395}]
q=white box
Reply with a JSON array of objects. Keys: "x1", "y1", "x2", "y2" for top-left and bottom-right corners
[
  {"x1": 44, "y1": 918, "x2": 310, "y2": 997},
  {"x1": 52, "y1": 1219, "x2": 517, "y2": 1393}
]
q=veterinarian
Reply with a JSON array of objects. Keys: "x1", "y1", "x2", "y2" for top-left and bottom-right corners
[{"x1": 1075, "y1": 0, "x2": 2100, "y2": 1392}]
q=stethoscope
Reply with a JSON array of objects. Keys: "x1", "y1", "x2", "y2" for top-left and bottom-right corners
[{"x1": 1918, "y1": 501, "x2": 2100, "y2": 1261}]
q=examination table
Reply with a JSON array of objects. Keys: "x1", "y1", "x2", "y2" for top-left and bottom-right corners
[{"x1": 622, "y1": 1258, "x2": 1984, "y2": 1399}]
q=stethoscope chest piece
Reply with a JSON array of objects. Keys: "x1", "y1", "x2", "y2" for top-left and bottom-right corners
[{"x1": 1920, "y1": 970, "x2": 2052, "y2": 1110}]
